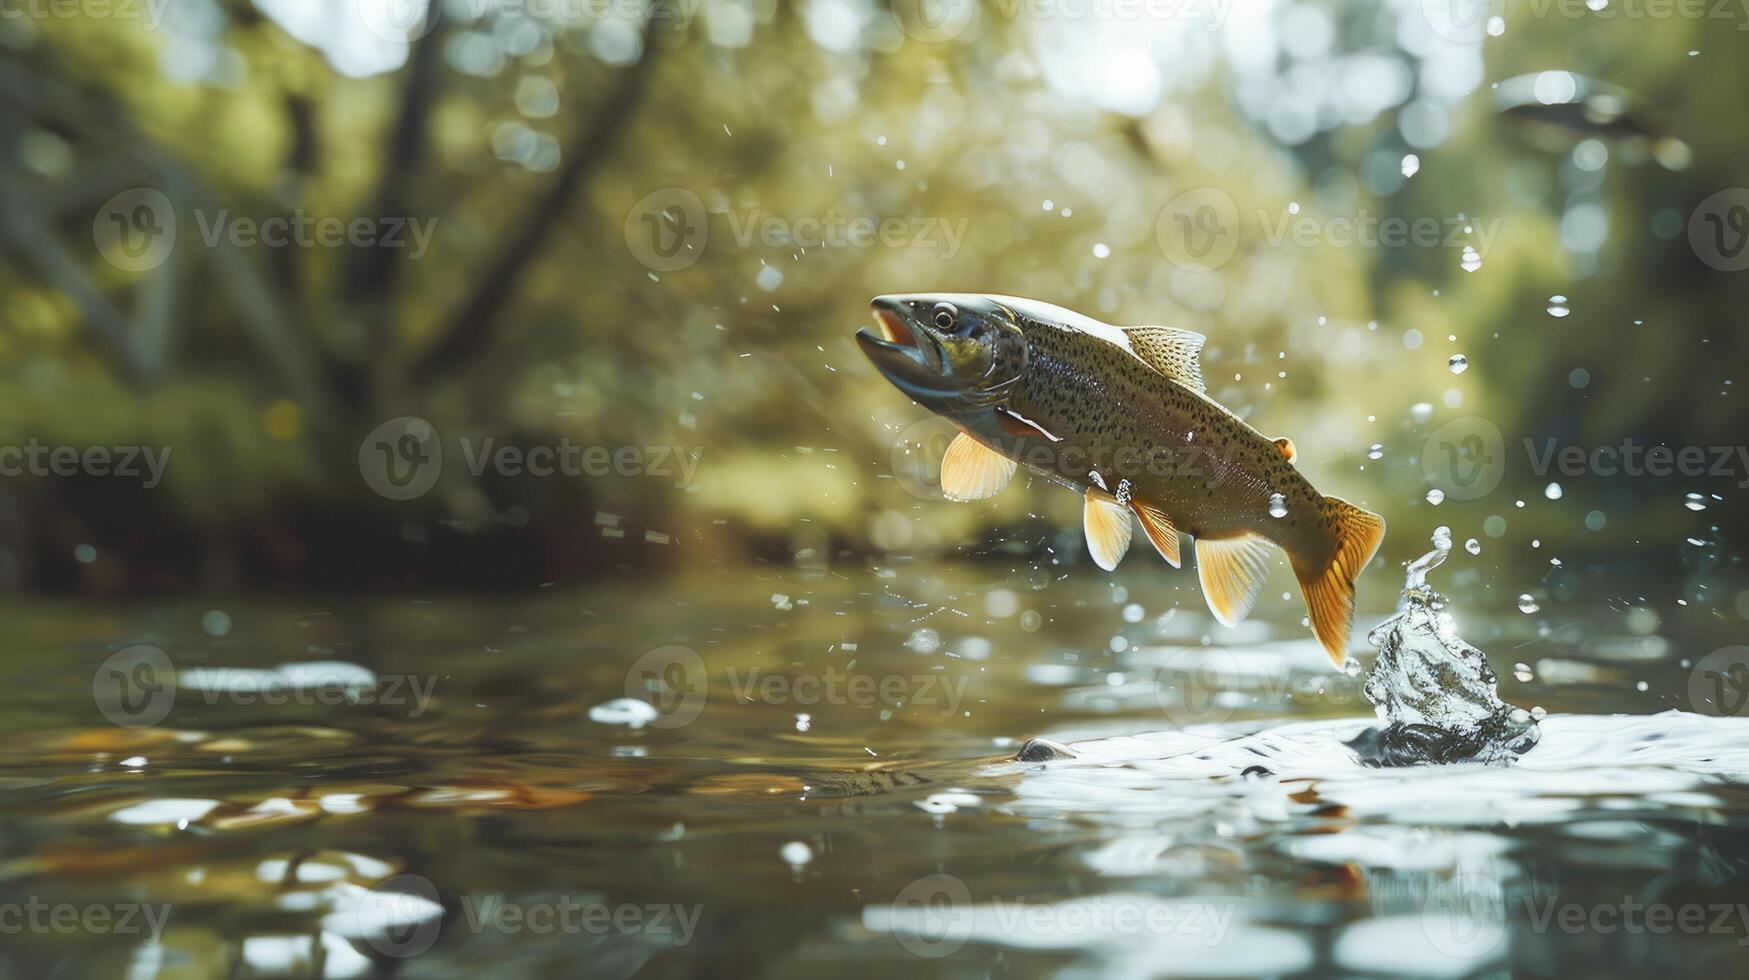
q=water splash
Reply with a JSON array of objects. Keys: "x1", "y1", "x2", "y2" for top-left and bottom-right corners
[{"x1": 1346, "y1": 534, "x2": 1541, "y2": 766}]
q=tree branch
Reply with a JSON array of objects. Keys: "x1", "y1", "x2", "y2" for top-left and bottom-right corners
[
  {"x1": 407, "y1": 19, "x2": 661, "y2": 388},
  {"x1": 330, "y1": 0, "x2": 447, "y2": 409}
]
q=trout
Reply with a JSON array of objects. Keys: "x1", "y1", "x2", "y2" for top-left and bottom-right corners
[{"x1": 856, "y1": 293, "x2": 1385, "y2": 665}]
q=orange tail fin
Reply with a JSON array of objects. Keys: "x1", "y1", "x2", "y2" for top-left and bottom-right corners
[{"x1": 1293, "y1": 497, "x2": 1386, "y2": 666}]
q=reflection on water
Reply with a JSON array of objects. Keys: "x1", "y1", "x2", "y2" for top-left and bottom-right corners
[{"x1": 0, "y1": 565, "x2": 1746, "y2": 977}]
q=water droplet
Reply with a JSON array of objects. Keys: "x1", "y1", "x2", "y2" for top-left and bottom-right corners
[
  {"x1": 1513, "y1": 662, "x2": 1533, "y2": 682},
  {"x1": 795, "y1": 713, "x2": 811, "y2": 732},
  {"x1": 1092, "y1": 242, "x2": 1111, "y2": 259},
  {"x1": 1635, "y1": 680, "x2": 1649, "y2": 692},
  {"x1": 1448, "y1": 354, "x2": 1469, "y2": 374},
  {"x1": 1465, "y1": 538, "x2": 1481, "y2": 555},
  {"x1": 1460, "y1": 245, "x2": 1482, "y2": 272},
  {"x1": 1529, "y1": 705, "x2": 1548, "y2": 720},
  {"x1": 589, "y1": 698, "x2": 659, "y2": 728},
  {"x1": 1426, "y1": 488, "x2": 1446, "y2": 505},
  {"x1": 1517, "y1": 594, "x2": 1540, "y2": 614},
  {"x1": 781, "y1": 841, "x2": 813, "y2": 865},
  {"x1": 1400, "y1": 153, "x2": 1420, "y2": 177},
  {"x1": 1432, "y1": 525, "x2": 1452, "y2": 551},
  {"x1": 1544, "y1": 482, "x2": 1563, "y2": 500},
  {"x1": 1684, "y1": 492, "x2": 1707, "y2": 511},
  {"x1": 1268, "y1": 493, "x2": 1288, "y2": 518},
  {"x1": 1410, "y1": 402, "x2": 1434, "y2": 424},
  {"x1": 1122, "y1": 602, "x2": 1145, "y2": 623},
  {"x1": 906, "y1": 628, "x2": 942, "y2": 654},
  {"x1": 1367, "y1": 443, "x2": 1384, "y2": 460},
  {"x1": 201, "y1": 609, "x2": 233, "y2": 637},
  {"x1": 1547, "y1": 295, "x2": 1570, "y2": 317}
]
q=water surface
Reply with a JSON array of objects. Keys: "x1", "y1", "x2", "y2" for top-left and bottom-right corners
[{"x1": 2, "y1": 566, "x2": 1746, "y2": 977}]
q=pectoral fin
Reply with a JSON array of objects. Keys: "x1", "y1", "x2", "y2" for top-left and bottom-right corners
[
  {"x1": 1195, "y1": 533, "x2": 1276, "y2": 627},
  {"x1": 941, "y1": 433, "x2": 1016, "y2": 501},
  {"x1": 1121, "y1": 326, "x2": 1207, "y2": 393},
  {"x1": 1083, "y1": 488, "x2": 1133, "y2": 571},
  {"x1": 1131, "y1": 498, "x2": 1181, "y2": 568}
]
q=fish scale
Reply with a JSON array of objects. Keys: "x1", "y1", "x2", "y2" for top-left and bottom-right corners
[{"x1": 1009, "y1": 316, "x2": 1313, "y2": 547}]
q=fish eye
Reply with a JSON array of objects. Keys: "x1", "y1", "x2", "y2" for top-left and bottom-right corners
[{"x1": 932, "y1": 303, "x2": 957, "y2": 331}]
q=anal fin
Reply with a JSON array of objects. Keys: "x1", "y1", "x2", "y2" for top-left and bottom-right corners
[
  {"x1": 1195, "y1": 533, "x2": 1276, "y2": 627},
  {"x1": 941, "y1": 433, "x2": 1016, "y2": 501},
  {"x1": 1083, "y1": 488, "x2": 1133, "y2": 571},
  {"x1": 1131, "y1": 498, "x2": 1181, "y2": 568}
]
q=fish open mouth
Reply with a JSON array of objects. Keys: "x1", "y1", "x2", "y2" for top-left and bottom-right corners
[
  {"x1": 872, "y1": 306, "x2": 914, "y2": 347},
  {"x1": 856, "y1": 300, "x2": 947, "y2": 389}
]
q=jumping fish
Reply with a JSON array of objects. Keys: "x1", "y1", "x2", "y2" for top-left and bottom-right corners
[{"x1": 856, "y1": 294, "x2": 1385, "y2": 665}]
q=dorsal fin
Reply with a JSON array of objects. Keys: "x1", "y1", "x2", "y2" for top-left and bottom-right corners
[
  {"x1": 1121, "y1": 326, "x2": 1206, "y2": 392},
  {"x1": 1273, "y1": 437, "x2": 1297, "y2": 464}
]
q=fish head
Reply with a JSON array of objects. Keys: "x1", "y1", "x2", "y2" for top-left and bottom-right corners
[{"x1": 856, "y1": 294, "x2": 1028, "y2": 412}]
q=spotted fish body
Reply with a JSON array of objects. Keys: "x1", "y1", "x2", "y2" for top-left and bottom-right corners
[
  {"x1": 856, "y1": 294, "x2": 1386, "y2": 665},
  {"x1": 982, "y1": 307, "x2": 1329, "y2": 554}
]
